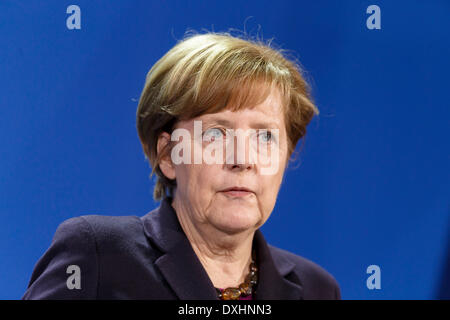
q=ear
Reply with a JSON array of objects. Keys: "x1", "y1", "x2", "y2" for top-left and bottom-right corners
[{"x1": 157, "y1": 132, "x2": 176, "y2": 180}]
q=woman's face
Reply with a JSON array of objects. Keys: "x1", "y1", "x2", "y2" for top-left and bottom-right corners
[{"x1": 161, "y1": 87, "x2": 289, "y2": 235}]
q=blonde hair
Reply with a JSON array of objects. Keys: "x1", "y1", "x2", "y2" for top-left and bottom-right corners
[{"x1": 136, "y1": 30, "x2": 319, "y2": 201}]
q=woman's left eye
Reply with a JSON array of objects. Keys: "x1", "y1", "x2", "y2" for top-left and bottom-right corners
[{"x1": 258, "y1": 130, "x2": 273, "y2": 143}]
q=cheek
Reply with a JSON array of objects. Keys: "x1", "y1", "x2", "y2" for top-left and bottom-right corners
[
  {"x1": 258, "y1": 165, "x2": 286, "y2": 210},
  {"x1": 175, "y1": 163, "x2": 220, "y2": 193},
  {"x1": 264, "y1": 175, "x2": 283, "y2": 199},
  {"x1": 173, "y1": 164, "x2": 196, "y2": 198}
]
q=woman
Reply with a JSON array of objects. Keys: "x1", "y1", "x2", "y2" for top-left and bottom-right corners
[{"x1": 23, "y1": 31, "x2": 341, "y2": 300}]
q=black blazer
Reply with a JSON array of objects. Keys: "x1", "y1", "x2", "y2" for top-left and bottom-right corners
[{"x1": 23, "y1": 196, "x2": 341, "y2": 299}]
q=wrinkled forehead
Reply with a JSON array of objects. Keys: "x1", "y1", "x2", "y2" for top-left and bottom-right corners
[
  {"x1": 175, "y1": 83, "x2": 286, "y2": 131},
  {"x1": 179, "y1": 79, "x2": 288, "y2": 123},
  {"x1": 222, "y1": 80, "x2": 287, "y2": 113},
  {"x1": 204, "y1": 93, "x2": 284, "y2": 126}
]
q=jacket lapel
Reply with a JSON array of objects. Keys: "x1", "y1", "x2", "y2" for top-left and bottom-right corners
[
  {"x1": 252, "y1": 230, "x2": 304, "y2": 300},
  {"x1": 142, "y1": 196, "x2": 304, "y2": 300},
  {"x1": 141, "y1": 196, "x2": 218, "y2": 300}
]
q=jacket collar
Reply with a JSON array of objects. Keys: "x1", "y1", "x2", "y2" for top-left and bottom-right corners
[{"x1": 141, "y1": 196, "x2": 304, "y2": 300}]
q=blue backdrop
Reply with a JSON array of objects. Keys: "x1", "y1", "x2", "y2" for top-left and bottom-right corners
[{"x1": 1, "y1": 0, "x2": 448, "y2": 299}]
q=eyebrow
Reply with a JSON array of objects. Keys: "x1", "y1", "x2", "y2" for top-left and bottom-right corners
[{"x1": 201, "y1": 116, "x2": 281, "y2": 129}]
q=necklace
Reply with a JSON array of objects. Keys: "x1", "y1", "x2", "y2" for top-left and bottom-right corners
[{"x1": 216, "y1": 252, "x2": 258, "y2": 300}]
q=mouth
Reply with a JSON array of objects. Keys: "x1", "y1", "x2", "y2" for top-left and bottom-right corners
[{"x1": 219, "y1": 186, "x2": 254, "y2": 198}]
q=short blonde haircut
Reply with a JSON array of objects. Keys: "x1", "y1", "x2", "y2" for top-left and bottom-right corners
[{"x1": 136, "y1": 31, "x2": 319, "y2": 201}]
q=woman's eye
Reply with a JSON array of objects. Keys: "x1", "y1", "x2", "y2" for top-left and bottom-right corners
[
  {"x1": 203, "y1": 128, "x2": 224, "y2": 141},
  {"x1": 258, "y1": 130, "x2": 273, "y2": 143}
]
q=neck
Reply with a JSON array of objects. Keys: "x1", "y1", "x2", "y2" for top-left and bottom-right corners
[{"x1": 171, "y1": 196, "x2": 255, "y2": 289}]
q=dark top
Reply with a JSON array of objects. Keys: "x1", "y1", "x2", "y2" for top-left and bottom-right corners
[{"x1": 22, "y1": 196, "x2": 341, "y2": 300}]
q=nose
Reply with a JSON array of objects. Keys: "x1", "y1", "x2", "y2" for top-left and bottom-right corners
[
  {"x1": 224, "y1": 130, "x2": 255, "y2": 172},
  {"x1": 225, "y1": 161, "x2": 254, "y2": 172}
]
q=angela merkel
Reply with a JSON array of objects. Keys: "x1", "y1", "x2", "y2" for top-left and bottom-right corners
[{"x1": 23, "y1": 31, "x2": 341, "y2": 300}]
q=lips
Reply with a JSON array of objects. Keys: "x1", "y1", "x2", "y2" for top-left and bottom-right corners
[{"x1": 220, "y1": 186, "x2": 254, "y2": 197}]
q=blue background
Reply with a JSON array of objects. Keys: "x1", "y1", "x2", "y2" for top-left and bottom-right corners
[{"x1": 1, "y1": 0, "x2": 448, "y2": 299}]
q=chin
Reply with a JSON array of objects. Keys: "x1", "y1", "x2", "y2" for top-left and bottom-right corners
[{"x1": 212, "y1": 209, "x2": 261, "y2": 234}]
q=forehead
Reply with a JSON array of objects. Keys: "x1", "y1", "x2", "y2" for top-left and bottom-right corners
[{"x1": 198, "y1": 88, "x2": 285, "y2": 128}]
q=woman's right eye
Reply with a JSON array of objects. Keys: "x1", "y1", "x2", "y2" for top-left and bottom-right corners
[{"x1": 203, "y1": 128, "x2": 224, "y2": 141}]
